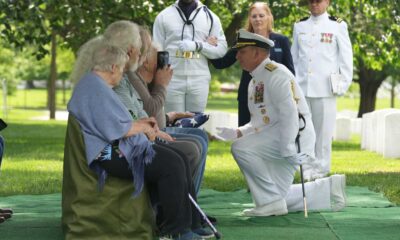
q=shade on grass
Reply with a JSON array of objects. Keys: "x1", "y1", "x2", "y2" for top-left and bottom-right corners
[{"x1": 0, "y1": 186, "x2": 399, "y2": 240}]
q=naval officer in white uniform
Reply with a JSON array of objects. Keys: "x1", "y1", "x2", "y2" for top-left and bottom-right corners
[
  {"x1": 216, "y1": 29, "x2": 347, "y2": 217},
  {"x1": 291, "y1": 0, "x2": 353, "y2": 179}
]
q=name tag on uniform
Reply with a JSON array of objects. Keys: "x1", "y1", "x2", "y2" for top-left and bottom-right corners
[{"x1": 274, "y1": 48, "x2": 282, "y2": 52}]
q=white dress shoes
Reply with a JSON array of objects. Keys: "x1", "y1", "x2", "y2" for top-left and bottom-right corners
[
  {"x1": 330, "y1": 174, "x2": 347, "y2": 211},
  {"x1": 242, "y1": 199, "x2": 288, "y2": 217}
]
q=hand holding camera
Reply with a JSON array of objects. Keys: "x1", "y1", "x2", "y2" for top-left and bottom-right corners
[{"x1": 154, "y1": 51, "x2": 173, "y2": 87}]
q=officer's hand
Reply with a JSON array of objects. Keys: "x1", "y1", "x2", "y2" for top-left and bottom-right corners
[
  {"x1": 215, "y1": 127, "x2": 238, "y2": 141},
  {"x1": 178, "y1": 40, "x2": 197, "y2": 52},
  {"x1": 285, "y1": 153, "x2": 309, "y2": 165}
]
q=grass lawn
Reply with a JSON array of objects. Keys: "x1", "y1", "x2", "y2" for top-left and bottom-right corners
[{"x1": 0, "y1": 91, "x2": 399, "y2": 205}]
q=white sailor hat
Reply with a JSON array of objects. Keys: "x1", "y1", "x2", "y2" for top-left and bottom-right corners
[{"x1": 232, "y1": 29, "x2": 274, "y2": 49}]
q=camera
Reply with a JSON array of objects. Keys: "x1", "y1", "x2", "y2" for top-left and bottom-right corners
[{"x1": 157, "y1": 51, "x2": 169, "y2": 69}]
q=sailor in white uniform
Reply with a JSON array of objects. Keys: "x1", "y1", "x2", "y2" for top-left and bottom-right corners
[
  {"x1": 153, "y1": 0, "x2": 227, "y2": 113},
  {"x1": 216, "y1": 29, "x2": 346, "y2": 217},
  {"x1": 291, "y1": 0, "x2": 353, "y2": 179}
]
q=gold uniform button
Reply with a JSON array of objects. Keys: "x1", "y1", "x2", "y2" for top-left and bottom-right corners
[
  {"x1": 254, "y1": 127, "x2": 259, "y2": 132},
  {"x1": 261, "y1": 109, "x2": 266, "y2": 114},
  {"x1": 252, "y1": 80, "x2": 256, "y2": 84},
  {"x1": 263, "y1": 116, "x2": 270, "y2": 124}
]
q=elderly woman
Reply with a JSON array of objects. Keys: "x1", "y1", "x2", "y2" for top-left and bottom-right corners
[
  {"x1": 126, "y1": 27, "x2": 209, "y2": 197},
  {"x1": 67, "y1": 42, "x2": 205, "y2": 240}
]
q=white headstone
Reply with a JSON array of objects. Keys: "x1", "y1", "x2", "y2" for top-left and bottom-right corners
[
  {"x1": 351, "y1": 118, "x2": 362, "y2": 135},
  {"x1": 361, "y1": 112, "x2": 373, "y2": 150},
  {"x1": 337, "y1": 110, "x2": 357, "y2": 119},
  {"x1": 376, "y1": 109, "x2": 400, "y2": 154},
  {"x1": 334, "y1": 116, "x2": 352, "y2": 141},
  {"x1": 383, "y1": 112, "x2": 400, "y2": 158}
]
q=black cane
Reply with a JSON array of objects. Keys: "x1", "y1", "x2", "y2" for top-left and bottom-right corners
[
  {"x1": 296, "y1": 113, "x2": 308, "y2": 218},
  {"x1": 188, "y1": 194, "x2": 222, "y2": 239}
]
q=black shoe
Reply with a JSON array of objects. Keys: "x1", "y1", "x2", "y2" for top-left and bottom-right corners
[
  {"x1": 192, "y1": 227, "x2": 214, "y2": 239},
  {"x1": 0, "y1": 213, "x2": 11, "y2": 220},
  {"x1": 0, "y1": 208, "x2": 13, "y2": 214}
]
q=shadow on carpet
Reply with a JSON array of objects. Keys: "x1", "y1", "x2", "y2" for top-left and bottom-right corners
[{"x1": 0, "y1": 186, "x2": 399, "y2": 240}]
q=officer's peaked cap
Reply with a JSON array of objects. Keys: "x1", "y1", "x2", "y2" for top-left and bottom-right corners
[{"x1": 232, "y1": 29, "x2": 274, "y2": 49}]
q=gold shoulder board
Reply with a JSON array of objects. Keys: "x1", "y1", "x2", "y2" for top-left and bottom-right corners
[
  {"x1": 337, "y1": 18, "x2": 343, "y2": 23},
  {"x1": 265, "y1": 63, "x2": 277, "y2": 72}
]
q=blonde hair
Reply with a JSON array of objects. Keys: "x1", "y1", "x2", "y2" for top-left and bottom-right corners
[
  {"x1": 139, "y1": 26, "x2": 152, "y2": 56},
  {"x1": 245, "y1": 2, "x2": 274, "y2": 33}
]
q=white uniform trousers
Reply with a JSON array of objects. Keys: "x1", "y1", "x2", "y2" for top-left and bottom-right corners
[
  {"x1": 165, "y1": 74, "x2": 211, "y2": 113},
  {"x1": 232, "y1": 131, "x2": 333, "y2": 211},
  {"x1": 231, "y1": 131, "x2": 297, "y2": 207},
  {"x1": 306, "y1": 97, "x2": 336, "y2": 175},
  {"x1": 286, "y1": 177, "x2": 331, "y2": 211}
]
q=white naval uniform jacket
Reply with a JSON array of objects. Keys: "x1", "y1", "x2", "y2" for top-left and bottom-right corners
[
  {"x1": 291, "y1": 12, "x2": 353, "y2": 97},
  {"x1": 238, "y1": 58, "x2": 315, "y2": 158},
  {"x1": 153, "y1": 1, "x2": 227, "y2": 76}
]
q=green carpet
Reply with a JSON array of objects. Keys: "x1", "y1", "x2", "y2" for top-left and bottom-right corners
[{"x1": 0, "y1": 187, "x2": 399, "y2": 240}]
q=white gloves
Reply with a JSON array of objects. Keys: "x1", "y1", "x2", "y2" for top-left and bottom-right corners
[
  {"x1": 178, "y1": 40, "x2": 197, "y2": 52},
  {"x1": 215, "y1": 127, "x2": 238, "y2": 141},
  {"x1": 285, "y1": 153, "x2": 310, "y2": 165}
]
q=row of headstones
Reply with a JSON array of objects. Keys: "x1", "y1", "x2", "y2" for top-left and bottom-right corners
[
  {"x1": 204, "y1": 110, "x2": 363, "y2": 140},
  {"x1": 203, "y1": 110, "x2": 363, "y2": 141},
  {"x1": 361, "y1": 109, "x2": 400, "y2": 159},
  {"x1": 204, "y1": 109, "x2": 400, "y2": 159}
]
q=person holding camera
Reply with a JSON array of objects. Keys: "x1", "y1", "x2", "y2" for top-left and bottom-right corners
[{"x1": 126, "y1": 27, "x2": 210, "y2": 197}]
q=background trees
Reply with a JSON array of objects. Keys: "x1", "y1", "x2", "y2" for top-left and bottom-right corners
[{"x1": 0, "y1": 0, "x2": 399, "y2": 118}]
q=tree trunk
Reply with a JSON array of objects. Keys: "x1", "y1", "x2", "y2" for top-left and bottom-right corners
[
  {"x1": 48, "y1": 30, "x2": 57, "y2": 119},
  {"x1": 357, "y1": 64, "x2": 386, "y2": 117},
  {"x1": 390, "y1": 77, "x2": 395, "y2": 108},
  {"x1": 62, "y1": 78, "x2": 66, "y2": 104},
  {"x1": 224, "y1": 11, "x2": 248, "y2": 46},
  {"x1": 25, "y1": 80, "x2": 35, "y2": 89}
]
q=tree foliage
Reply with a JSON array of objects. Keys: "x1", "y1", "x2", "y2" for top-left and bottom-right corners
[{"x1": 0, "y1": 0, "x2": 399, "y2": 116}]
